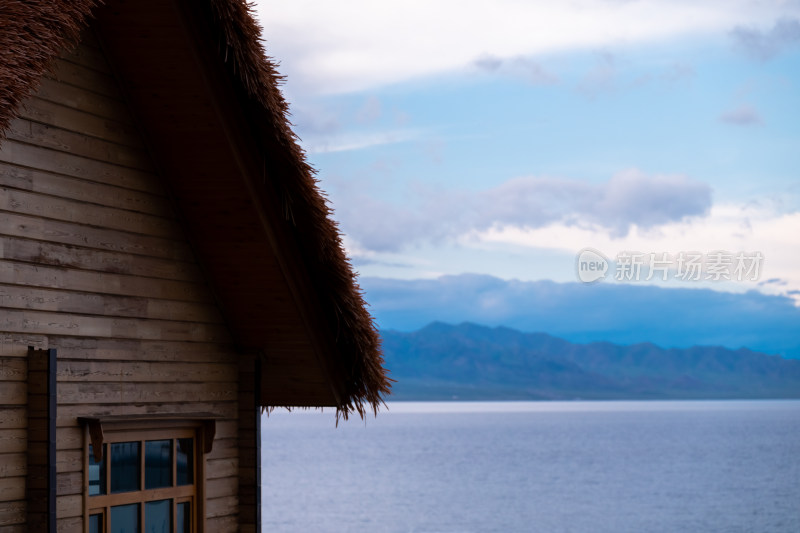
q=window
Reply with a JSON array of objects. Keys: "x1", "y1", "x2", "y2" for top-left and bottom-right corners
[{"x1": 84, "y1": 424, "x2": 202, "y2": 533}]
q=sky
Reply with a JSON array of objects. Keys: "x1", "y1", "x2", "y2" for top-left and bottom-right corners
[{"x1": 252, "y1": 1, "x2": 800, "y2": 355}]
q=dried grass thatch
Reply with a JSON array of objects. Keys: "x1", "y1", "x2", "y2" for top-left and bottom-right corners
[
  {"x1": 0, "y1": 0, "x2": 96, "y2": 139},
  {"x1": 0, "y1": 0, "x2": 390, "y2": 418}
]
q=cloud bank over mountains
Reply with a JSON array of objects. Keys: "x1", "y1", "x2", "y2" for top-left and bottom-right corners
[{"x1": 362, "y1": 274, "x2": 800, "y2": 358}]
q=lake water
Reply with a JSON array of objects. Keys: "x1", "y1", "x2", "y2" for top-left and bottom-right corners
[{"x1": 261, "y1": 401, "x2": 800, "y2": 532}]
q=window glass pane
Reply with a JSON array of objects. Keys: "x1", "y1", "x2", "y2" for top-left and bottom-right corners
[
  {"x1": 145, "y1": 499, "x2": 171, "y2": 533},
  {"x1": 89, "y1": 513, "x2": 103, "y2": 533},
  {"x1": 88, "y1": 444, "x2": 106, "y2": 496},
  {"x1": 177, "y1": 502, "x2": 191, "y2": 533},
  {"x1": 176, "y1": 438, "x2": 193, "y2": 486},
  {"x1": 145, "y1": 440, "x2": 172, "y2": 490},
  {"x1": 110, "y1": 442, "x2": 140, "y2": 493},
  {"x1": 110, "y1": 503, "x2": 139, "y2": 533}
]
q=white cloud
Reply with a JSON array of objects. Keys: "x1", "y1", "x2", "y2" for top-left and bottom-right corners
[
  {"x1": 302, "y1": 128, "x2": 422, "y2": 153},
  {"x1": 480, "y1": 169, "x2": 711, "y2": 234},
  {"x1": 336, "y1": 169, "x2": 711, "y2": 252},
  {"x1": 473, "y1": 202, "x2": 800, "y2": 299},
  {"x1": 255, "y1": 0, "x2": 800, "y2": 94}
]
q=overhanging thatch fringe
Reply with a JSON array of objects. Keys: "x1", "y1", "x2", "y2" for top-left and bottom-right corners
[{"x1": 204, "y1": 0, "x2": 391, "y2": 418}]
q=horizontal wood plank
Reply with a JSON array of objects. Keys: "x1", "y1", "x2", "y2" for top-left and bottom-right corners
[
  {"x1": 0, "y1": 410, "x2": 25, "y2": 430},
  {"x1": 0, "y1": 386, "x2": 26, "y2": 407},
  {"x1": 0, "y1": 185, "x2": 179, "y2": 238},
  {"x1": 0, "y1": 500, "x2": 25, "y2": 527},
  {"x1": 0, "y1": 333, "x2": 47, "y2": 356},
  {"x1": 215, "y1": 421, "x2": 237, "y2": 440},
  {"x1": 56, "y1": 427, "x2": 82, "y2": 452},
  {"x1": 0, "y1": 360, "x2": 25, "y2": 382},
  {"x1": 56, "y1": 472, "x2": 83, "y2": 497},
  {"x1": 0, "y1": 454, "x2": 25, "y2": 479},
  {"x1": 206, "y1": 476, "x2": 238, "y2": 501},
  {"x1": 207, "y1": 457, "x2": 238, "y2": 480},
  {"x1": 58, "y1": 361, "x2": 236, "y2": 383},
  {"x1": 56, "y1": 450, "x2": 82, "y2": 474},
  {"x1": 0, "y1": 236, "x2": 204, "y2": 282},
  {"x1": 35, "y1": 76, "x2": 131, "y2": 123},
  {"x1": 56, "y1": 516, "x2": 82, "y2": 533},
  {"x1": 57, "y1": 402, "x2": 237, "y2": 427},
  {"x1": 6, "y1": 117, "x2": 152, "y2": 171},
  {"x1": 0, "y1": 140, "x2": 160, "y2": 194},
  {"x1": 0, "y1": 261, "x2": 211, "y2": 302},
  {"x1": 0, "y1": 162, "x2": 171, "y2": 216},
  {"x1": 206, "y1": 495, "x2": 238, "y2": 518},
  {"x1": 0, "y1": 479, "x2": 24, "y2": 502},
  {"x1": 205, "y1": 514, "x2": 238, "y2": 533},
  {"x1": 205, "y1": 437, "x2": 239, "y2": 460},
  {"x1": 47, "y1": 58, "x2": 123, "y2": 101},
  {"x1": 0, "y1": 308, "x2": 230, "y2": 342},
  {"x1": 57, "y1": 381, "x2": 236, "y2": 405},
  {"x1": 0, "y1": 284, "x2": 223, "y2": 323},
  {"x1": 55, "y1": 494, "x2": 82, "y2": 519},
  {"x1": 50, "y1": 337, "x2": 237, "y2": 364},
  {"x1": 0, "y1": 211, "x2": 194, "y2": 261}
]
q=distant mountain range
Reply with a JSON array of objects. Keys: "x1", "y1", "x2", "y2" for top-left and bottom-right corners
[{"x1": 381, "y1": 322, "x2": 800, "y2": 400}]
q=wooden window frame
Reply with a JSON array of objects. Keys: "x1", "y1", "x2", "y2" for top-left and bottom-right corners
[{"x1": 82, "y1": 420, "x2": 209, "y2": 533}]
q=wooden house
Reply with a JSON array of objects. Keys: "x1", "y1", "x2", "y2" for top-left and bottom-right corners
[{"x1": 0, "y1": 0, "x2": 390, "y2": 531}]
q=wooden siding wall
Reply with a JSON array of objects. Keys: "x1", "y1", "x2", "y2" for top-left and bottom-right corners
[{"x1": 0, "y1": 32, "x2": 244, "y2": 532}]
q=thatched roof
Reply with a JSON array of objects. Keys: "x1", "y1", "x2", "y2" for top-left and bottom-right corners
[{"x1": 0, "y1": 0, "x2": 390, "y2": 418}]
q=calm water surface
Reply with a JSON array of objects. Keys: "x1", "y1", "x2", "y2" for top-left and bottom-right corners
[{"x1": 261, "y1": 401, "x2": 800, "y2": 533}]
